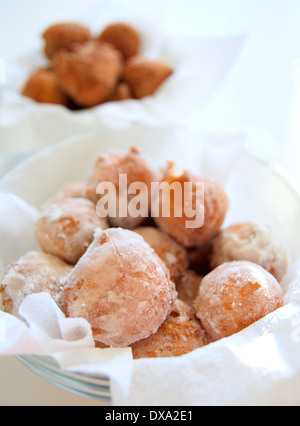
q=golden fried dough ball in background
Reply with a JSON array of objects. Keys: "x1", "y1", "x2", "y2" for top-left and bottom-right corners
[
  {"x1": 176, "y1": 270, "x2": 202, "y2": 309},
  {"x1": 122, "y1": 56, "x2": 174, "y2": 99},
  {"x1": 210, "y1": 223, "x2": 288, "y2": 282},
  {"x1": 106, "y1": 82, "x2": 132, "y2": 102},
  {"x1": 195, "y1": 261, "x2": 284, "y2": 341},
  {"x1": 0, "y1": 251, "x2": 72, "y2": 316},
  {"x1": 154, "y1": 163, "x2": 229, "y2": 248},
  {"x1": 52, "y1": 41, "x2": 123, "y2": 108},
  {"x1": 62, "y1": 228, "x2": 177, "y2": 348},
  {"x1": 35, "y1": 198, "x2": 108, "y2": 265},
  {"x1": 134, "y1": 226, "x2": 188, "y2": 282},
  {"x1": 42, "y1": 22, "x2": 92, "y2": 59},
  {"x1": 99, "y1": 22, "x2": 141, "y2": 60},
  {"x1": 131, "y1": 299, "x2": 207, "y2": 359},
  {"x1": 86, "y1": 146, "x2": 159, "y2": 229},
  {"x1": 22, "y1": 68, "x2": 69, "y2": 106}
]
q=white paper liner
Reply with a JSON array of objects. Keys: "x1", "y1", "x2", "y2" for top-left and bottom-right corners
[
  {"x1": 0, "y1": 126, "x2": 300, "y2": 406},
  {"x1": 0, "y1": 0, "x2": 246, "y2": 155},
  {"x1": 128, "y1": 301, "x2": 300, "y2": 406}
]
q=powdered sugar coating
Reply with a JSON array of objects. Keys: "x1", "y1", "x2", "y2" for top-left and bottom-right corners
[
  {"x1": 0, "y1": 251, "x2": 72, "y2": 316},
  {"x1": 211, "y1": 222, "x2": 288, "y2": 282},
  {"x1": 62, "y1": 228, "x2": 177, "y2": 347},
  {"x1": 134, "y1": 226, "x2": 188, "y2": 282},
  {"x1": 195, "y1": 261, "x2": 284, "y2": 341},
  {"x1": 131, "y1": 299, "x2": 207, "y2": 359},
  {"x1": 154, "y1": 164, "x2": 229, "y2": 247},
  {"x1": 36, "y1": 198, "x2": 108, "y2": 265},
  {"x1": 86, "y1": 146, "x2": 159, "y2": 229}
]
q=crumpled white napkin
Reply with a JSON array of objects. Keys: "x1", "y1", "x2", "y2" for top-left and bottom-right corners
[
  {"x1": 0, "y1": 293, "x2": 94, "y2": 355},
  {"x1": 0, "y1": 293, "x2": 133, "y2": 406},
  {"x1": 128, "y1": 299, "x2": 300, "y2": 406}
]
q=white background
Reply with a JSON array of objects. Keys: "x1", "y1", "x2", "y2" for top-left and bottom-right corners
[{"x1": 1, "y1": 0, "x2": 300, "y2": 406}]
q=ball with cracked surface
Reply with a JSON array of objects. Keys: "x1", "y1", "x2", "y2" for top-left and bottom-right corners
[
  {"x1": 195, "y1": 260, "x2": 284, "y2": 341},
  {"x1": 1, "y1": 251, "x2": 72, "y2": 316},
  {"x1": 35, "y1": 198, "x2": 107, "y2": 265},
  {"x1": 131, "y1": 299, "x2": 207, "y2": 359},
  {"x1": 210, "y1": 222, "x2": 288, "y2": 282}
]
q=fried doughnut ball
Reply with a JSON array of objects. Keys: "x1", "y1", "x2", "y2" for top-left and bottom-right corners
[
  {"x1": 86, "y1": 146, "x2": 158, "y2": 229},
  {"x1": 134, "y1": 226, "x2": 188, "y2": 282},
  {"x1": 195, "y1": 261, "x2": 284, "y2": 341},
  {"x1": 61, "y1": 228, "x2": 177, "y2": 347},
  {"x1": 0, "y1": 251, "x2": 72, "y2": 316},
  {"x1": 35, "y1": 198, "x2": 108, "y2": 265},
  {"x1": 45, "y1": 180, "x2": 89, "y2": 206},
  {"x1": 210, "y1": 223, "x2": 288, "y2": 282},
  {"x1": 22, "y1": 68, "x2": 69, "y2": 106},
  {"x1": 99, "y1": 22, "x2": 140, "y2": 60},
  {"x1": 154, "y1": 163, "x2": 229, "y2": 248},
  {"x1": 131, "y1": 299, "x2": 207, "y2": 359},
  {"x1": 53, "y1": 41, "x2": 123, "y2": 107},
  {"x1": 176, "y1": 270, "x2": 202, "y2": 308},
  {"x1": 123, "y1": 56, "x2": 174, "y2": 99},
  {"x1": 42, "y1": 22, "x2": 92, "y2": 59}
]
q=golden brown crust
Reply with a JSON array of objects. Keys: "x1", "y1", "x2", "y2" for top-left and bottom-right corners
[
  {"x1": 176, "y1": 270, "x2": 202, "y2": 308},
  {"x1": 131, "y1": 299, "x2": 207, "y2": 359},
  {"x1": 52, "y1": 41, "x2": 123, "y2": 107},
  {"x1": 195, "y1": 261, "x2": 284, "y2": 341},
  {"x1": 154, "y1": 163, "x2": 229, "y2": 248},
  {"x1": 106, "y1": 82, "x2": 132, "y2": 102},
  {"x1": 99, "y1": 22, "x2": 140, "y2": 60},
  {"x1": 22, "y1": 68, "x2": 69, "y2": 106},
  {"x1": 122, "y1": 56, "x2": 174, "y2": 99}
]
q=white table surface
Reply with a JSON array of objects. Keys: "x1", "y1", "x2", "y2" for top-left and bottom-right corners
[{"x1": 1, "y1": 0, "x2": 300, "y2": 406}]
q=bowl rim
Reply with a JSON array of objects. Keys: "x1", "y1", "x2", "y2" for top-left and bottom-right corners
[
  {"x1": 246, "y1": 150, "x2": 300, "y2": 201},
  {"x1": 17, "y1": 354, "x2": 111, "y2": 402}
]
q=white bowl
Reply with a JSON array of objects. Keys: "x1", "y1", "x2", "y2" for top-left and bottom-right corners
[{"x1": 0, "y1": 127, "x2": 300, "y2": 404}]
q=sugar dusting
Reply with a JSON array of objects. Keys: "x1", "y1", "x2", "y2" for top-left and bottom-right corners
[
  {"x1": 36, "y1": 198, "x2": 108, "y2": 264},
  {"x1": 1, "y1": 251, "x2": 72, "y2": 317},
  {"x1": 195, "y1": 261, "x2": 283, "y2": 341},
  {"x1": 211, "y1": 223, "x2": 288, "y2": 282},
  {"x1": 131, "y1": 299, "x2": 208, "y2": 359},
  {"x1": 62, "y1": 228, "x2": 177, "y2": 347}
]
